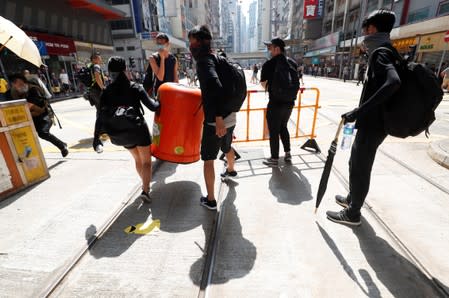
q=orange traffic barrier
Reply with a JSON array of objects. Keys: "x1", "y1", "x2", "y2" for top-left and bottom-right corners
[
  {"x1": 234, "y1": 87, "x2": 321, "y2": 153},
  {"x1": 151, "y1": 83, "x2": 204, "y2": 163}
]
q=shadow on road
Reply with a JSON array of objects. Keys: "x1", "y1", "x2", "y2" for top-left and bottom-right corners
[
  {"x1": 317, "y1": 219, "x2": 447, "y2": 297},
  {"x1": 189, "y1": 179, "x2": 257, "y2": 285},
  {"x1": 269, "y1": 165, "x2": 313, "y2": 205}
]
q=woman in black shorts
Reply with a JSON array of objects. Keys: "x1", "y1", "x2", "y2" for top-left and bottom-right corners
[{"x1": 93, "y1": 57, "x2": 160, "y2": 203}]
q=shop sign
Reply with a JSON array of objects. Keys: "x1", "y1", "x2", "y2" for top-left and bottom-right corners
[
  {"x1": 10, "y1": 126, "x2": 47, "y2": 183},
  {"x1": 304, "y1": 0, "x2": 325, "y2": 19},
  {"x1": 444, "y1": 30, "x2": 449, "y2": 43},
  {"x1": 418, "y1": 32, "x2": 446, "y2": 53},
  {"x1": 310, "y1": 32, "x2": 339, "y2": 51},
  {"x1": 392, "y1": 37, "x2": 417, "y2": 53},
  {"x1": 27, "y1": 32, "x2": 76, "y2": 56}
]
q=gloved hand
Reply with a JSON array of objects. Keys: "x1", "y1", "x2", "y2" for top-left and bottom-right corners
[
  {"x1": 92, "y1": 137, "x2": 103, "y2": 151},
  {"x1": 341, "y1": 109, "x2": 358, "y2": 124}
]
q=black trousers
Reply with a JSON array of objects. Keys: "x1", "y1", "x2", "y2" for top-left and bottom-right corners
[
  {"x1": 347, "y1": 127, "x2": 387, "y2": 217},
  {"x1": 34, "y1": 115, "x2": 66, "y2": 151},
  {"x1": 266, "y1": 103, "x2": 293, "y2": 159}
]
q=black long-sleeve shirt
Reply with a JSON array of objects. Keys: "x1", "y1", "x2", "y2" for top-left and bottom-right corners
[
  {"x1": 195, "y1": 54, "x2": 227, "y2": 123},
  {"x1": 94, "y1": 79, "x2": 159, "y2": 136},
  {"x1": 355, "y1": 46, "x2": 401, "y2": 130}
]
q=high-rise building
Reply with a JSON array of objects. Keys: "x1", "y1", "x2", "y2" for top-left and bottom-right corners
[
  {"x1": 248, "y1": 0, "x2": 258, "y2": 52},
  {"x1": 257, "y1": 0, "x2": 271, "y2": 50}
]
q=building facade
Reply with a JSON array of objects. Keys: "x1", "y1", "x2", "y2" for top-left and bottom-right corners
[{"x1": 0, "y1": 0, "x2": 123, "y2": 78}]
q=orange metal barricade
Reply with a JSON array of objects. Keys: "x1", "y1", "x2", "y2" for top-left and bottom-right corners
[{"x1": 234, "y1": 87, "x2": 321, "y2": 152}]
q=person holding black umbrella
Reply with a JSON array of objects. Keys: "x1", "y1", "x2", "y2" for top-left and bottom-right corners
[{"x1": 326, "y1": 9, "x2": 401, "y2": 226}]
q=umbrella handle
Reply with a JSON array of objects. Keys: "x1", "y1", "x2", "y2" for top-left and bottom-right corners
[
  {"x1": 334, "y1": 118, "x2": 345, "y2": 142},
  {"x1": 0, "y1": 36, "x2": 13, "y2": 53}
]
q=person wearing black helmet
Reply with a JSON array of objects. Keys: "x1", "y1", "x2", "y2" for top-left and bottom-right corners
[
  {"x1": 93, "y1": 57, "x2": 160, "y2": 203},
  {"x1": 327, "y1": 9, "x2": 401, "y2": 226}
]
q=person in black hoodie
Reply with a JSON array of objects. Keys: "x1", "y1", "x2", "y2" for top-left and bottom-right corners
[
  {"x1": 188, "y1": 25, "x2": 237, "y2": 211},
  {"x1": 326, "y1": 9, "x2": 401, "y2": 226},
  {"x1": 93, "y1": 57, "x2": 160, "y2": 203}
]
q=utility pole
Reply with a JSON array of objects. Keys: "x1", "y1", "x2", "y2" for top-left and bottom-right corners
[{"x1": 338, "y1": 0, "x2": 350, "y2": 79}]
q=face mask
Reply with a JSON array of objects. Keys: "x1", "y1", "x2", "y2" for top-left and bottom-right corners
[
  {"x1": 189, "y1": 45, "x2": 201, "y2": 60},
  {"x1": 189, "y1": 44, "x2": 211, "y2": 60},
  {"x1": 17, "y1": 85, "x2": 29, "y2": 94},
  {"x1": 156, "y1": 44, "x2": 165, "y2": 51},
  {"x1": 109, "y1": 72, "x2": 120, "y2": 81},
  {"x1": 265, "y1": 49, "x2": 271, "y2": 59}
]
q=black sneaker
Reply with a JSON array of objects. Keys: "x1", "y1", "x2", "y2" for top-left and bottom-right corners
[
  {"x1": 200, "y1": 196, "x2": 217, "y2": 210},
  {"x1": 284, "y1": 152, "x2": 292, "y2": 163},
  {"x1": 220, "y1": 169, "x2": 238, "y2": 180},
  {"x1": 137, "y1": 191, "x2": 152, "y2": 203},
  {"x1": 61, "y1": 143, "x2": 69, "y2": 158},
  {"x1": 263, "y1": 158, "x2": 279, "y2": 166},
  {"x1": 326, "y1": 209, "x2": 361, "y2": 226},
  {"x1": 335, "y1": 195, "x2": 350, "y2": 208}
]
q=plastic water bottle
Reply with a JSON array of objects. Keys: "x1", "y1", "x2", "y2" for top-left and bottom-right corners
[
  {"x1": 341, "y1": 123, "x2": 354, "y2": 150},
  {"x1": 95, "y1": 144, "x2": 104, "y2": 154}
]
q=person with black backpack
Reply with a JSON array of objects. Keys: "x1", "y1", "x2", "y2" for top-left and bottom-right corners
[
  {"x1": 260, "y1": 37, "x2": 299, "y2": 167},
  {"x1": 143, "y1": 33, "x2": 179, "y2": 96},
  {"x1": 93, "y1": 57, "x2": 160, "y2": 203},
  {"x1": 326, "y1": 10, "x2": 402, "y2": 226},
  {"x1": 188, "y1": 25, "x2": 245, "y2": 211}
]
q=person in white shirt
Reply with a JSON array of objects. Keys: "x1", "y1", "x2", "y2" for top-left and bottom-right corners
[{"x1": 59, "y1": 69, "x2": 71, "y2": 95}]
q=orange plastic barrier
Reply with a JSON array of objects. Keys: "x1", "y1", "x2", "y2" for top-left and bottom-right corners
[
  {"x1": 235, "y1": 87, "x2": 321, "y2": 152},
  {"x1": 151, "y1": 83, "x2": 204, "y2": 163}
]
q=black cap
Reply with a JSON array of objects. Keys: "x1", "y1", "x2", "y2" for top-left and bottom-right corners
[
  {"x1": 8, "y1": 73, "x2": 28, "y2": 83},
  {"x1": 263, "y1": 37, "x2": 285, "y2": 49},
  {"x1": 108, "y1": 56, "x2": 126, "y2": 72}
]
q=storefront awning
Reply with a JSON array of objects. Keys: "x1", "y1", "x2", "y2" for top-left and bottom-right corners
[
  {"x1": 67, "y1": 0, "x2": 125, "y2": 20},
  {"x1": 304, "y1": 46, "x2": 336, "y2": 58}
]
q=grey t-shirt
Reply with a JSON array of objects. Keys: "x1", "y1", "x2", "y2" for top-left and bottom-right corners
[{"x1": 207, "y1": 112, "x2": 237, "y2": 128}]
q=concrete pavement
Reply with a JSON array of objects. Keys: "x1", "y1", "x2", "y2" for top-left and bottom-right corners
[{"x1": 1, "y1": 143, "x2": 447, "y2": 297}]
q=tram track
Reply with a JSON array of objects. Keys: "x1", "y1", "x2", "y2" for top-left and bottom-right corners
[
  {"x1": 38, "y1": 159, "x2": 165, "y2": 297},
  {"x1": 316, "y1": 111, "x2": 449, "y2": 297},
  {"x1": 38, "y1": 158, "x2": 227, "y2": 298}
]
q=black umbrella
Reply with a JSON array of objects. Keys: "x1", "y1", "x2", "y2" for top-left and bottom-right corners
[{"x1": 315, "y1": 119, "x2": 345, "y2": 213}]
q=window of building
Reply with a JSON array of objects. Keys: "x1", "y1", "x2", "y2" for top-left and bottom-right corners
[
  {"x1": 110, "y1": 19, "x2": 133, "y2": 30},
  {"x1": 110, "y1": 0, "x2": 129, "y2": 4},
  {"x1": 116, "y1": 47, "x2": 124, "y2": 52},
  {"x1": 437, "y1": 0, "x2": 449, "y2": 16},
  {"x1": 127, "y1": 46, "x2": 135, "y2": 51},
  {"x1": 407, "y1": 6, "x2": 430, "y2": 24}
]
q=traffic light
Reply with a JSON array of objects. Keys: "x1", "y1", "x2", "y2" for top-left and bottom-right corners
[{"x1": 129, "y1": 57, "x2": 135, "y2": 68}]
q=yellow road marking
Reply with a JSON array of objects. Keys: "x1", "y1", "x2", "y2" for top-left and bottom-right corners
[{"x1": 124, "y1": 219, "x2": 161, "y2": 235}]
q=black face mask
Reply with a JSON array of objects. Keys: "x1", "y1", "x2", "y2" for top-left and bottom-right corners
[{"x1": 189, "y1": 44, "x2": 211, "y2": 60}]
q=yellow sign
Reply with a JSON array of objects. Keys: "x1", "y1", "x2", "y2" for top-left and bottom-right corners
[
  {"x1": 9, "y1": 126, "x2": 47, "y2": 183},
  {"x1": 2, "y1": 105, "x2": 29, "y2": 126},
  {"x1": 418, "y1": 32, "x2": 446, "y2": 53},
  {"x1": 392, "y1": 37, "x2": 417, "y2": 53},
  {"x1": 124, "y1": 219, "x2": 161, "y2": 235}
]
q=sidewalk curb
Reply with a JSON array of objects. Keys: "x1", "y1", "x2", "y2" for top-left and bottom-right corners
[{"x1": 428, "y1": 140, "x2": 449, "y2": 169}]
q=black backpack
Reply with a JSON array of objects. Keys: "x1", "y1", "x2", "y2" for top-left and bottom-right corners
[
  {"x1": 270, "y1": 56, "x2": 300, "y2": 103},
  {"x1": 214, "y1": 55, "x2": 247, "y2": 113},
  {"x1": 77, "y1": 66, "x2": 93, "y2": 87},
  {"x1": 372, "y1": 47, "x2": 443, "y2": 138}
]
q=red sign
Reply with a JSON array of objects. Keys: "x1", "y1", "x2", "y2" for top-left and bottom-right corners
[
  {"x1": 26, "y1": 32, "x2": 76, "y2": 56},
  {"x1": 444, "y1": 30, "x2": 449, "y2": 43},
  {"x1": 304, "y1": 0, "x2": 324, "y2": 19}
]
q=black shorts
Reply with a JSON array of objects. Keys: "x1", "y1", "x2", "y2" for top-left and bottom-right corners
[
  {"x1": 200, "y1": 124, "x2": 235, "y2": 161},
  {"x1": 122, "y1": 122, "x2": 152, "y2": 149}
]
